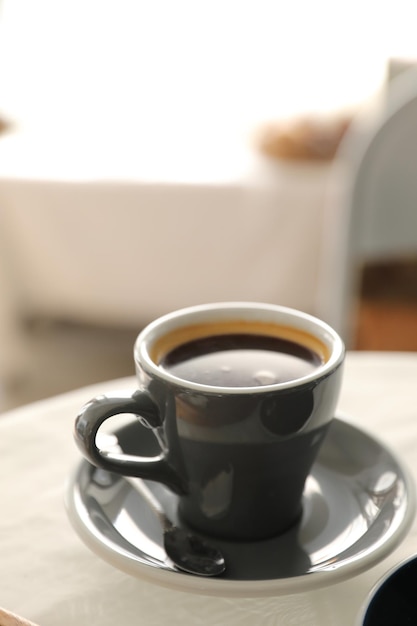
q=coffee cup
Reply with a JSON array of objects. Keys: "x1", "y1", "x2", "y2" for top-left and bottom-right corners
[{"x1": 74, "y1": 302, "x2": 344, "y2": 541}]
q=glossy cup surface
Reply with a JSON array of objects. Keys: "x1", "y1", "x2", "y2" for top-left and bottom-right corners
[{"x1": 75, "y1": 303, "x2": 345, "y2": 540}]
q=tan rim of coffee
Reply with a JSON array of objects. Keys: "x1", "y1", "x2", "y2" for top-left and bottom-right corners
[{"x1": 149, "y1": 319, "x2": 331, "y2": 367}]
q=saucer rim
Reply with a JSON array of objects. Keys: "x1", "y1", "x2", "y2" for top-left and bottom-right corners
[{"x1": 65, "y1": 416, "x2": 416, "y2": 598}]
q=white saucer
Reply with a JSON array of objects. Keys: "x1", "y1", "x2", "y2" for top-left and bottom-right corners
[{"x1": 65, "y1": 417, "x2": 415, "y2": 597}]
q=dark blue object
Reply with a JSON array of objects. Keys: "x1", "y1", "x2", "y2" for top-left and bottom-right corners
[{"x1": 363, "y1": 557, "x2": 417, "y2": 625}]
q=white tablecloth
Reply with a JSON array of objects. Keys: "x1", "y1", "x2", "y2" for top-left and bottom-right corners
[{"x1": 1, "y1": 351, "x2": 417, "y2": 625}]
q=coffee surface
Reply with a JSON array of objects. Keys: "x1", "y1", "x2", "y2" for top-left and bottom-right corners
[{"x1": 160, "y1": 333, "x2": 321, "y2": 387}]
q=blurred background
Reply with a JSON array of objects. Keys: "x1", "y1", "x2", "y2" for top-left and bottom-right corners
[{"x1": 1, "y1": 0, "x2": 417, "y2": 412}]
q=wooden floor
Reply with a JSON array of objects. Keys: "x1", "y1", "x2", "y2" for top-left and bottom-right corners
[
  {"x1": 354, "y1": 259, "x2": 417, "y2": 351},
  {"x1": 355, "y1": 300, "x2": 417, "y2": 350}
]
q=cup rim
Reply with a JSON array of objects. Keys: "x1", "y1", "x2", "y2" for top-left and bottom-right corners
[{"x1": 134, "y1": 302, "x2": 345, "y2": 394}]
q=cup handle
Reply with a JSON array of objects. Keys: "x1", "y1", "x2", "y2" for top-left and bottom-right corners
[{"x1": 74, "y1": 390, "x2": 186, "y2": 494}]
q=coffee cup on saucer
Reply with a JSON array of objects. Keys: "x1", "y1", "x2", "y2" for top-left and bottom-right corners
[{"x1": 74, "y1": 302, "x2": 345, "y2": 541}]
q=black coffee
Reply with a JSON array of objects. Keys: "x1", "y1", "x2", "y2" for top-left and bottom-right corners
[{"x1": 160, "y1": 333, "x2": 322, "y2": 387}]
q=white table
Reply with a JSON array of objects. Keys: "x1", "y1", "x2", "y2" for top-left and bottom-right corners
[{"x1": 1, "y1": 351, "x2": 417, "y2": 625}]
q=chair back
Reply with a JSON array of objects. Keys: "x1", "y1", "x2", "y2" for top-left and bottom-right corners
[{"x1": 317, "y1": 69, "x2": 417, "y2": 344}]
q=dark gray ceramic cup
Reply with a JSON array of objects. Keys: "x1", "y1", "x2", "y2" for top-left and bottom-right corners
[{"x1": 75, "y1": 302, "x2": 345, "y2": 541}]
